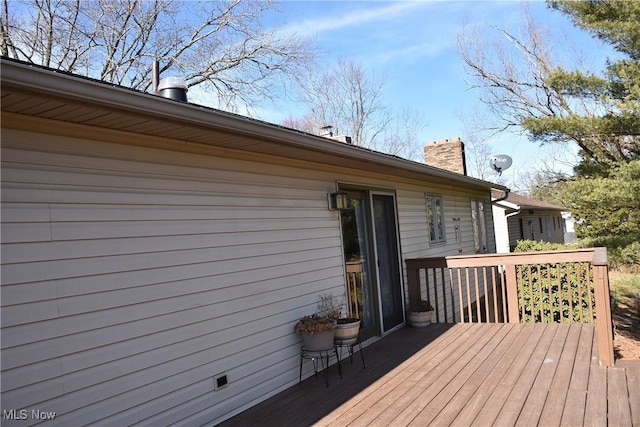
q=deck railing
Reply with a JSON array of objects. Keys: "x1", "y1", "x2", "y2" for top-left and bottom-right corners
[{"x1": 405, "y1": 248, "x2": 614, "y2": 366}]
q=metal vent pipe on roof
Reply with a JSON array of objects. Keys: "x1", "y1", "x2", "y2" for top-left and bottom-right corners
[
  {"x1": 158, "y1": 76, "x2": 188, "y2": 102},
  {"x1": 152, "y1": 60, "x2": 160, "y2": 95}
]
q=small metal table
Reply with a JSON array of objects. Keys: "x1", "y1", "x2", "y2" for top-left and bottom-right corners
[
  {"x1": 299, "y1": 346, "x2": 342, "y2": 387},
  {"x1": 334, "y1": 338, "x2": 366, "y2": 369}
]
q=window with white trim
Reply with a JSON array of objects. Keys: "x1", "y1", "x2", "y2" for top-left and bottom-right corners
[{"x1": 425, "y1": 194, "x2": 446, "y2": 243}]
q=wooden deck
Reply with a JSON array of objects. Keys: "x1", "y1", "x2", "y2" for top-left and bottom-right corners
[{"x1": 219, "y1": 323, "x2": 639, "y2": 426}]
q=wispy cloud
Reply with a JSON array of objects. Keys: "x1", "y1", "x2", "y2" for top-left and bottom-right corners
[
  {"x1": 378, "y1": 39, "x2": 452, "y2": 63},
  {"x1": 280, "y1": 2, "x2": 426, "y2": 37}
]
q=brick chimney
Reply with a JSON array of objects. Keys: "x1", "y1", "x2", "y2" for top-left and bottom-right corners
[{"x1": 424, "y1": 137, "x2": 467, "y2": 175}]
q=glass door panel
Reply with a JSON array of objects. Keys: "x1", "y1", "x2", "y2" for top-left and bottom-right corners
[
  {"x1": 372, "y1": 194, "x2": 404, "y2": 332},
  {"x1": 341, "y1": 191, "x2": 377, "y2": 339}
]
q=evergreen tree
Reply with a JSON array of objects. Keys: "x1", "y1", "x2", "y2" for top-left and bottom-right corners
[
  {"x1": 562, "y1": 161, "x2": 640, "y2": 238},
  {"x1": 523, "y1": 0, "x2": 640, "y2": 169},
  {"x1": 545, "y1": 1, "x2": 640, "y2": 266},
  {"x1": 458, "y1": 1, "x2": 640, "y2": 265}
]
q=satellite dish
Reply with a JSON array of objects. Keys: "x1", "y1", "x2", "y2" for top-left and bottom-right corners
[{"x1": 490, "y1": 155, "x2": 513, "y2": 175}]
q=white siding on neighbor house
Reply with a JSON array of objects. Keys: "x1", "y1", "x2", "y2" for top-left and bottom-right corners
[
  {"x1": 1, "y1": 121, "x2": 499, "y2": 425},
  {"x1": 491, "y1": 205, "x2": 511, "y2": 253},
  {"x1": 506, "y1": 210, "x2": 565, "y2": 249},
  {"x1": 1, "y1": 127, "x2": 348, "y2": 426}
]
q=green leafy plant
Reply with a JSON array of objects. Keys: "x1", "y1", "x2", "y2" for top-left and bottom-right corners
[
  {"x1": 516, "y1": 262, "x2": 595, "y2": 323},
  {"x1": 514, "y1": 240, "x2": 597, "y2": 323}
]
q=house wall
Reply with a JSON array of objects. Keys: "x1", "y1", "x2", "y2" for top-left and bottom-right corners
[
  {"x1": 506, "y1": 210, "x2": 565, "y2": 250},
  {"x1": 1, "y1": 118, "x2": 494, "y2": 425},
  {"x1": 399, "y1": 187, "x2": 496, "y2": 322}
]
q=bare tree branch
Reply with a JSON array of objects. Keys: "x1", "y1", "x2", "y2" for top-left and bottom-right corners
[
  {"x1": 2, "y1": 0, "x2": 317, "y2": 111},
  {"x1": 457, "y1": 5, "x2": 603, "y2": 162}
]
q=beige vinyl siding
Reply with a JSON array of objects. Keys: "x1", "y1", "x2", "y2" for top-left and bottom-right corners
[
  {"x1": 397, "y1": 186, "x2": 493, "y2": 259},
  {"x1": 397, "y1": 187, "x2": 496, "y2": 322},
  {"x1": 1, "y1": 128, "x2": 347, "y2": 426},
  {"x1": 1, "y1": 119, "x2": 500, "y2": 425}
]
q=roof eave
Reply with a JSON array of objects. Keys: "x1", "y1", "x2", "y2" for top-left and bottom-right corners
[{"x1": 1, "y1": 59, "x2": 508, "y2": 192}]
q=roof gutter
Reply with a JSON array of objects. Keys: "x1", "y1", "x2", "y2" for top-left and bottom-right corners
[
  {"x1": 505, "y1": 208, "x2": 521, "y2": 218},
  {"x1": 491, "y1": 189, "x2": 510, "y2": 204}
]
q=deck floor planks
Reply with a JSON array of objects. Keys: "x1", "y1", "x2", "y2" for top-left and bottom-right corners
[
  {"x1": 241, "y1": 323, "x2": 454, "y2": 427},
  {"x1": 409, "y1": 324, "x2": 515, "y2": 425},
  {"x1": 403, "y1": 326, "x2": 513, "y2": 425},
  {"x1": 384, "y1": 323, "x2": 503, "y2": 426},
  {"x1": 515, "y1": 323, "x2": 572, "y2": 426},
  {"x1": 538, "y1": 323, "x2": 583, "y2": 426},
  {"x1": 620, "y1": 362, "x2": 640, "y2": 426},
  {"x1": 584, "y1": 365, "x2": 608, "y2": 426},
  {"x1": 584, "y1": 331, "x2": 608, "y2": 427},
  {"x1": 491, "y1": 323, "x2": 560, "y2": 426},
  {"x1": 425, "y1": 323, "x2": 530, "y2": 426},
  {"x1": 461, "y1": 323, "x2": 549, "y2": 426},
  {"x1": 345, "y1": 323, "x2": 495, "y2": 426},
  {"x1": 607, "y1": 366, "x2": 633, "y2": 426},
  {"x1": 321, "y1": 323, "x2": 473, "y2": 427},
  {"x1": 219, "y1": 323, "x2": 636, "y2": 427},
  {"x1": 560, "y1": 324, "x2": 594, "y2": 426},
  {"x1": 294, "y1": 323, "x2": 452, "y2": 427},
  {"x1": 450, "y1": 323, "x2": 537, "y2": 426}
]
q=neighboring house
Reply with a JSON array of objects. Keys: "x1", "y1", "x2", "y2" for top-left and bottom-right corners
[
  {"x1": 0, "y1": 58, "x2": 508, "y2": 426},
  {"x1": 422, "y1": 138, "x2": 568, "y2": 254},
  {"x1": 491, "y1": 191, "x2": 567, "y2": 253}
]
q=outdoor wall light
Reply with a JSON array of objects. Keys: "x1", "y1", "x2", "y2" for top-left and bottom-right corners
[{"x1": 328, "y1": 191, "x2": 349, "y2": 210}]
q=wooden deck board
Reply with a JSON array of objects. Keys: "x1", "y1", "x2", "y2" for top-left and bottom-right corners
[
  {"x1": 515, "y1": 323, "x2": 572, "y2": 426},
  {"x1": 218, "y1": 323, "x2": 637, "y2": 427},
  {"x1": 450, "y1": 324, "x2": 536, "y2": 426},
  {"x1": 608, "y1": 367, "x2": 633, "y2": 426},
  {"x1": 347, "y1": 324, "x2": 493, "y2": 426},
  {"x1": 584, "y1": 365, "x2": 608, "y2": 427},
  {"x1": 618, "y1": 361, "x2": 640, "y2": 426},
  {"x1": 427, "y1": 324, "x2": 527, "y2": 426},
  {"x1": 320, "y1": 323, "x2": 472, "y2": 427},
  {"x1": 537, "y1": 323, "x2": 583, "y2": 426},
  {"x1": 560, "y1": 324, "x2": 594, "y2": 426},
  {"x1": 492, "y1": 323, "x2": 559, "y2": 427},
  {"x1": 388, "y1": 324, "x2": 501, "y2": 426}
]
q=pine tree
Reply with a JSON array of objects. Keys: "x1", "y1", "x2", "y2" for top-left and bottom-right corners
[{"x1": 523, "y1": 0, "x2": 640, "y2": 169}]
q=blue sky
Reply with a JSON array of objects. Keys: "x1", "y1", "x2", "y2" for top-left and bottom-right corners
[{"x1": 261, "y1": 1, "x2": 614, "y2": 191}]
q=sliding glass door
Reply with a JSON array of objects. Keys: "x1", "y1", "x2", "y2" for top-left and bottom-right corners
[
  {"x1": 340, "y1": 190, "x2": 404, "y2": 338},
  {"x1": 372, "y1": 194, "x2": 404, "y2": 332}
]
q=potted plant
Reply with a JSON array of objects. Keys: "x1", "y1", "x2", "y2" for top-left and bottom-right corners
[
  {"x1": 335, "y1": 316, "x2": 361, "y2": 345},
  {"x1": 318, "y1": 293, "x2": 361, "y2": 345},
  {"x1": 407, "y1": 299, "x2": 435, "y2": 328},
  {"x1": 294, "y1": 313, "x2": 337, "y2": 351}
]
